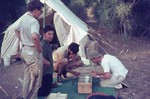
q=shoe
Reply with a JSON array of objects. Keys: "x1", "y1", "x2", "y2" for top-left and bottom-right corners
[
  {"x1": 57, "y1": 74, "x2": 62, "y2": 85},
  {"x1": 56, "y1": 77, "x2": 63, "y2": 85},
  {"x1": 57, "y1": 74, "x2": 62, "y2": 84},
  {"x1": 115, "y1": 84, "x2": 123, "y2": 89},
  {"x1": 121, "y1": 82, "x2": 130, "y2": 88},
  {"x1": 57, "y1": 82, "x2": 63, "y2": 85}
]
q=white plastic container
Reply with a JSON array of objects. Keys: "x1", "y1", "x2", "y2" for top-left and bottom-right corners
[
  {"x1": 47, "y1": 92, "x2": 68, "y2": 99},
  {"x1": 3, "y1": 56, "x2": 11, "y2": 66},
  {"x1": 85, "y1": 75, "x2": 90, "y2": 83}
]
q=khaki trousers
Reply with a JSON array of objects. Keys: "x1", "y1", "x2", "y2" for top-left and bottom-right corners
[
  {"x1": 21, "y1": 46, "x2": 43, "y2": 99},
  {"x1": 100, "y1": 75, "x2": 125, "y2": 88}
]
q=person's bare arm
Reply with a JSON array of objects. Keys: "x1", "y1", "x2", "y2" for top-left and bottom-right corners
[
  {"x1": 31, "y1": 33, "x2": 42, "y2": 52},
  {"x1": 91, "y1": 71, "x2": 111, "y2": 79},
  {"x1": 15, "y1": 30, "x2": 22, "y2": 42},
  {"x1": 97, "y1": 72, "x2": 111, "y2": 79}
]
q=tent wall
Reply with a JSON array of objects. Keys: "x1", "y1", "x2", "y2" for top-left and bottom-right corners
[
  {"x1": 1, "y1": 0, "x2": 92, "y2": 66},
  {"x1": 41, "y1": 0, "x2": 90, "y2": 58}
]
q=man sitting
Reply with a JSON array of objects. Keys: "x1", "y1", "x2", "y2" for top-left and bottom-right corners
[
  {"x1": 53, "y1": 42, "x2": 83, "y2": 84},
  {"x1": 89, "y1": 51, "x2": 128, "y2": 89}
]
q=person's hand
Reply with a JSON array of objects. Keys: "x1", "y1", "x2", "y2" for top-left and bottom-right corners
[
  {"x1": 90, "y1": 71, "x2": 97, "y2": 78},
  {"x1": 37, "y1": 47, "x2": 42, "y2": 52},
  {"x1": 69, "y1": 54, "x2": 76, "y2": 61}
]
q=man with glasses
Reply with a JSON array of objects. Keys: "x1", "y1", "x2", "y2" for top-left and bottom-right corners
[{"x1": 15, "y1": 0, "x2": 44, "y2": 98}]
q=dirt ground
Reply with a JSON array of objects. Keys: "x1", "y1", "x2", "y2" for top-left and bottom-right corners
[{"x1": 0, "y1": 31, "x2": 150, "y2": 99}]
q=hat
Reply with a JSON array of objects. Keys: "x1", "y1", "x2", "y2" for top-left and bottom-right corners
[{"x1": 88, "y1": 51, "x2": 102, "y2": 59}]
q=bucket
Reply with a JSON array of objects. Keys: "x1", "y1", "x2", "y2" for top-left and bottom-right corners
[{"x1": 3, "y1": 56, "x2": 11, "y2": 66}]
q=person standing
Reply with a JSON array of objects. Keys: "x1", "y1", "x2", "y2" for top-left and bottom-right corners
[
  {"x1": 38, "y1": 25, "x2": 55, "y2": 97},
  {"x1": 89, "y1": 51, "x2": 128, "y2": 89},
  {"x1": 15, "y1": 0, "x2": 44, "y2": 98}
]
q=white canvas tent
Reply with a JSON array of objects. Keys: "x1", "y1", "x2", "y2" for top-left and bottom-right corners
[
  {"x1": 40, "y1": 0, "x2": 90, "y2": 57},
  {"x1": 1, "y1": 0, "x2": 94, "y2": 65}
]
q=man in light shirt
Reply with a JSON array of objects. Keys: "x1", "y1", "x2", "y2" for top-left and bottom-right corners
[
  {"x1": 15, "y1": 0, "x2": 44, "y2": 98},
  {"x1": 53, "y1": 43, "x2": 83, "y2": 84},
  {"x1": 89, "y1": 51, "x2": 128, "y2": 89}
]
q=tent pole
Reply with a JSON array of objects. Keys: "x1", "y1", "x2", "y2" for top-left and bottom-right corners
[
  {"x1": 43, "y1": 2, "x2": 46, "y2": 28},
  {"x1": 88, "y1": 33, "x2": 108, "y2": 54}
]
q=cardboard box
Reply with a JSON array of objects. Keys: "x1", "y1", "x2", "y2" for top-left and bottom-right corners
[
  {"x1": 78, "y1": 82, "x2": 92, "y2": 94},
  {"x1": 47, "y1": 93, "x2": 68, "y2": 99},
  {"x1": 78, "y1": 75, "x2": 92, "y2": 94}
]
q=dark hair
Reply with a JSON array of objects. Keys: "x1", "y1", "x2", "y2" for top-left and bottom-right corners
[
  {"x1": 43, "y1": 25, "x2": 55, "y2": 34},
  {"x1": 68, "y1": 42, "x2": 79, "y2": 54},
  {"x1": 27, "y1": 0, "x2": 44, "y2": 11}
]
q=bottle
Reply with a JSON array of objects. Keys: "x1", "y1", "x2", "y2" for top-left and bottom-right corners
[{"x1": 85, "y1": 75, "x2": 90, "y2": 83}]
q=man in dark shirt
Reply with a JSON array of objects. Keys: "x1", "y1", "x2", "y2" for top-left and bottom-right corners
[{"x1": 38, "y1": 25, "x2": 55, "y2": 97}]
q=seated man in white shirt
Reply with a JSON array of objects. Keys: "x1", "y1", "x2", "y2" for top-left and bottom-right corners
[{"x1": 89, "y1": 51, "x2": 128, "y2": 89}]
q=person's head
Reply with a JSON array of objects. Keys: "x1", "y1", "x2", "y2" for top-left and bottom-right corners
[
  {"x1": 43, "y1": 25, "x2": 55, "y2": 42},
  {"x1": 89, "y1": 51, "x2": 103, "y2": 64},
  {"x1": 68, "y1": 42, "x2": 79, "y2": 55},
  {"x1": 27, "y1": 0, "x2": 44, "y2": 19}
]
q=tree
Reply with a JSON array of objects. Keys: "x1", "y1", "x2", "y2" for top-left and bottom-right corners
[
  {"x1": 61, "y1": 0, "x2": 149, "y2": 37},
  {"x1": 0, "y1": 0, "x2": 27, "y2": 49}
]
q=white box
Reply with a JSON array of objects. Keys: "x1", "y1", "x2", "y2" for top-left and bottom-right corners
[{"x1": 47, "y1": 93, "x2": 68, "y2": 99}]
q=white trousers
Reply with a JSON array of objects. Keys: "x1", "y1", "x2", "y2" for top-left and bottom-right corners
[
  {"x1": 100, "y1": 75, "x2": 125, "y2": 88},
  {"x1": 22, "y1": 46, "x2": 43, "y2": 99}
]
